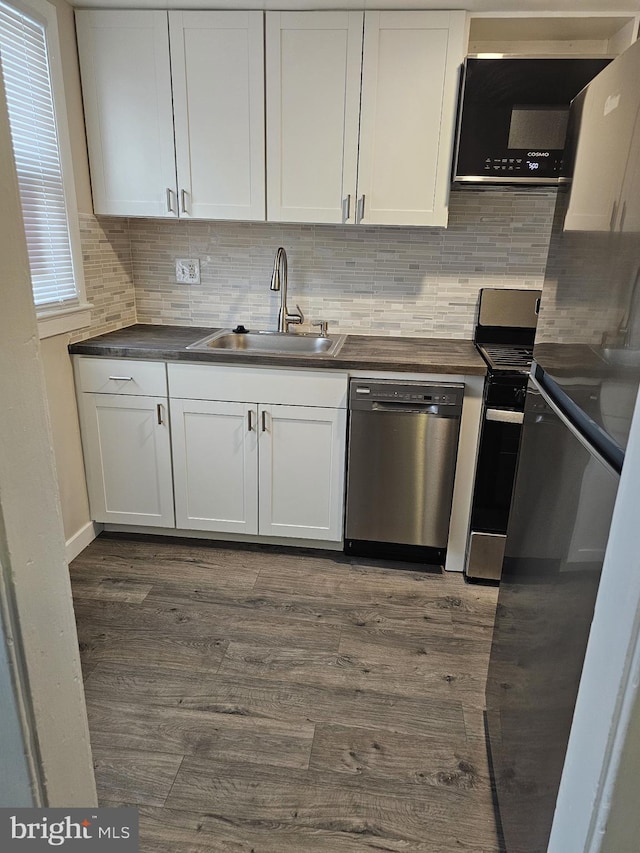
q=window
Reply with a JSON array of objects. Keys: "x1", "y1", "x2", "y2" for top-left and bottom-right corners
[{"x1": 0, "y1": 0, "x2": 89, "y2": 337}]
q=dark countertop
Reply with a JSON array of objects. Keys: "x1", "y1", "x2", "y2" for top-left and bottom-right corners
[{"x1": 69, "y1": 324, "x2": 487, "y2": 375}]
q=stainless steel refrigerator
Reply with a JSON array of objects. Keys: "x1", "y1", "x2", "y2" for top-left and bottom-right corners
[{"x1": 484, "y1": 39, "x2": 640, "y2": 853}]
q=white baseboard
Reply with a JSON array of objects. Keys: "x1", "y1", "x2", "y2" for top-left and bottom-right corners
[{"x1": 65, "y1": 521, "x2": 102, "y2": 563}]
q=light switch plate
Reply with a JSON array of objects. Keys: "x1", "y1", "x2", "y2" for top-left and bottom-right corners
[{"x1": 175, "y1": 258, "x2": 200, "y2": 284}]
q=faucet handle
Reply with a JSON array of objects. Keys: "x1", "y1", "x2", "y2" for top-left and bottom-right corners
[
  {"x1": 287, "y1": 304, "x2": 304, "y2": 325},
  {"x1": 312, "y1": 321, "x2": 328, "y2": 338}
]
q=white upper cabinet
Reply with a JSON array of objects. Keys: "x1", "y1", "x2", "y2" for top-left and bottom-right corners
[
  {"x1": 77, "y1": 10, "x2": 265, "y2": 220},
  {"x1": 78, "y1": 8, "x2": 465, "y2": 227},
  {"x1": 170, "y1": 11, "x2": 265, "y2": 221},
  {"x1": 266, "y1": 10, "x2": 467, "y2": 227},
  {"x1": 266, "y1": 11, "x2": 362, "y2": 224},
  {"x1": 564, "y1": 43, "x2": 640, "y2": 232},
  {"x1": 76, "y1": 11, "x2": 176, "y2": 217},
  {"x1": 358, "y1": 11, "x2": 466, "y2": 227}
]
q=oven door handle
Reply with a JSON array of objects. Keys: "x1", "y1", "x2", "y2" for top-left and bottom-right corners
[{"x1": 486, "y1": 408, "x2": 524, "y2": 424}]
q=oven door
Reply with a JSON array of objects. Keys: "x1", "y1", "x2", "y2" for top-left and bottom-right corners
[{"x1": 466, "y1": 407, "x2": 524, "y2": 580}]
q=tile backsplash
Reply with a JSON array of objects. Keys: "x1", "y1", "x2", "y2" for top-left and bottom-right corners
[
  {"x1": 72, "y1": 214, "x2": 136, "y2": 342},
  {"x1": 78, "y1": 187, "x2": 557, "y2": 341}
]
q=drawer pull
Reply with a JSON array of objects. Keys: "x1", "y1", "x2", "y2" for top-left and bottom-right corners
[
  {"x1": 157, "y1": 403, "x2": 164, "y2": 425},
  {"x1": 261, "y1": 410, "x2": 268, "y2": 432},
  {"x1": 247, "y1": 409, "x2": 254, "y2": 432},
  {"x1": 108, "y1": 375, "x2": 133, "y2": 382}
]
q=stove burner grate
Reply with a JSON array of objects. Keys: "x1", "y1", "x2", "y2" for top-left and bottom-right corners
[{"x1": 478, "y1": 344, "x2": 534, "y2": 372}]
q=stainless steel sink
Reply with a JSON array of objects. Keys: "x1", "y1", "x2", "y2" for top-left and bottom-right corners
[{"x1": 187, "y1": 329, "x2": 346, "y2": 356}]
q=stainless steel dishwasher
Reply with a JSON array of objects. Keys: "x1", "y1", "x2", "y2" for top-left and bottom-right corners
[{"x1": 345, "y1": 379, "x2": 464, "y2": 564}]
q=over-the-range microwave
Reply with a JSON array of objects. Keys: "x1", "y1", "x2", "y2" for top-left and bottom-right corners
[{"x1": 452, "y1": 56, "x2": 611, "y2": 185}]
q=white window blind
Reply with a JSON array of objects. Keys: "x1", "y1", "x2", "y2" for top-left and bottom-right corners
[{"x1": 0, "y1": 0, "x2": 78, "y2": 308}]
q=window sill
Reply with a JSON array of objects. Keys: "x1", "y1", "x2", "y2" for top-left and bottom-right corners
[{"x1": 37, "y1": 303, "x2": 93, "y2": 340}]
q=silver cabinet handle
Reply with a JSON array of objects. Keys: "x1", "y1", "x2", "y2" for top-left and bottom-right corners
[
  {"x1": 356, "y1": 194, "x2": 365, "y2": 224},
  {"x1": 157, "y1": 403, "x2": 164, "y2": 425},
  {"x1": 166, "y1": 187, "x2": 175, "y2": 213},
  {"x1": 342, "y1": 195, "x2": 351, "y2": 224},
  {"x1": 180, "y1": 189, "x2": 188, "y2": 215},
  {"x1": 261, "y1": 410, "x2": 268, "y2": 432},
  {"x1": 108, "y1": 375, "x2": 133, "y2": 381},
  {"x1": 248, "y1": 409, "x2": 254, "y2": 432},
  {"x1": 486, "y1": 408, "x2": 524, "y2": 424}
]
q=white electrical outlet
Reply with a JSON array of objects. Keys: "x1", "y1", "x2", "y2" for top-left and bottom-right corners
[{"x1": 175, "y1": 258, "x2": 200, "y2": 284}]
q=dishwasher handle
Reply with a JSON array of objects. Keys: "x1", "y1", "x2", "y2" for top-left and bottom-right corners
[{"x1": 371, "y1": 400, "x2": 459, "y2": 416}]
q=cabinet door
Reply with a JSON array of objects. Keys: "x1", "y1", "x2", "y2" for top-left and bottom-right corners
[
  {"x1": 170, "y1": 11, "x2": 265, "y2": 221},
  {"x1": 171, "y1": 399, "x2": 258, "y2": 534},
  {"x1": 564, "y1": 44, "x2": 640, "y2": 232},
  {"x1": 357, "y1": 11, "x2": 466, "y2": 227},
  {"x1": 79, "y1": 394, "x2": 174, "y2": 526},
  {"x1": 265, "y1": 11, "x2": 362, "y2": 223},
  {"x1": 258, "y1": 405, "x2": 346, "y2": 541},
  {"x1": 76, "y1": 11, "x2": 177, "y2": 217}
]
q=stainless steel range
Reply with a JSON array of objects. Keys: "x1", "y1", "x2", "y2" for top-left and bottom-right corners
[{"x1": 466, "y1": 288, "x2": 541, "y2": 580}]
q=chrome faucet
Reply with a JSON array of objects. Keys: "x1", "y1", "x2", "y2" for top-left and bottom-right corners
[{"x1": 270, "y1": 247, "x2": 303, "y2": 333}]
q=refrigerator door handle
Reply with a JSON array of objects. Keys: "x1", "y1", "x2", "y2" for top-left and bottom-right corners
[{"x1": 532, "y1": 374, "x2": 621, "y2": 476}]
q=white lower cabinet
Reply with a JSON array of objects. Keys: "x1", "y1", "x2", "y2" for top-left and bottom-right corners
[
  {"x1": 171, "y1": 400, "x2": 346, "y2": 542},
  {"x1": 75, "y1": 359, "x2": 348, "y2": 544},
  {"x1": 168, "y1": 364, "x2": 348, "y2": 543},
  {"x1": 258, "y1": 404, "x2": 346, "y2": 541},
  {"x1": 78, "y1": 393, "x2": 175, "y2": 527},
  {"x1": 75, "y1": 357, "x2": 175, "y2": 527},
  {"x1": 170, "y1": 399, "x2": 259, "y2": 534}
]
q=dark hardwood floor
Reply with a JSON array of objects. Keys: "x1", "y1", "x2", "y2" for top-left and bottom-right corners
[{"x1": 70, "y1": 534, "x2": 500, "y2": 852}]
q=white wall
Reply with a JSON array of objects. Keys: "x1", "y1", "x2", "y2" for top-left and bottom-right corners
[
  {"x1": 599, "y1": 686, "x2": 640, "y2": 853},
  {"x1": 40, "y1": 335, "x2": 92, "y2": 544},
  {"x1": 0, "y1": 63, "x2": 96, "y2": 806},
  {"x1": 39, "y1": 0, "x2": 104, "y2": 553}
]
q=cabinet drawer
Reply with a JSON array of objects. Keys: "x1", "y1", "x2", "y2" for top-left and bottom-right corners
[
  {"x1": 75, "y1": 357, "x2": 167, "y2": 396},
  {"x1": 168, "y1": 363, "x2": 348, "y2": 408}
]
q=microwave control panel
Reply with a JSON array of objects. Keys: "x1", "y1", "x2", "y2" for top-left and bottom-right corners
[{"x1": 482, "y1": 154, "x2": 564, "y2": 177}]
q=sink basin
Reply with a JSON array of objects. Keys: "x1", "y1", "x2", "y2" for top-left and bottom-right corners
[
  {"x1": 187, "y1": 329, "x2": 347, "y2": 357},
  {"x1": 601, "y1": 348, "x2": 640, "y2": 369}
]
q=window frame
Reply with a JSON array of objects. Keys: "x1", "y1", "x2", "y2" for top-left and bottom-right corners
[{"x1": 1, "y1": 0, "x2": 90, "y2": 339}]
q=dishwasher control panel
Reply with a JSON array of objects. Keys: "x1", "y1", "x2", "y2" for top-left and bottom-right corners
[{"x1": 350, "y1": 380, "x2": 464, "y2": 413}]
